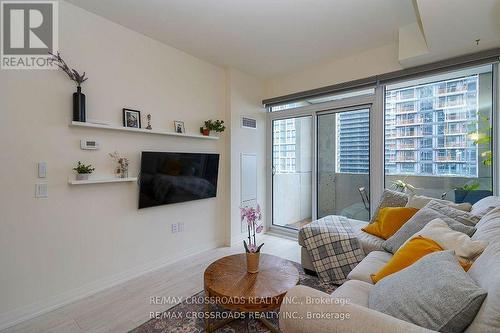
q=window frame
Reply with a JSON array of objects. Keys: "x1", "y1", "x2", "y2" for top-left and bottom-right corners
[{"x1": 265, "y1": 63, "x2": 499, "y2": 238}]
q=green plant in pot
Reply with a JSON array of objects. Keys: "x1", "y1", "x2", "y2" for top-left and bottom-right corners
[
  {"x1": 391, "y1": 178, "x2": 417, "y2": 194},
  {"x1": 73, "y1": 161, "x2": 95, "y2": 180},
  {"x1": 454, "y1": 181, "x2": 491, "y2": 204},
  {"x1": 200, "y1": 119, "x2": 226, "y2": 136}
]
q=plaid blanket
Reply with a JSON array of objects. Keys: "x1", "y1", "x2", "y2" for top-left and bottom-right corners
[{"x1": 300, "y1": 215, "x2": 365, "y2": 284}]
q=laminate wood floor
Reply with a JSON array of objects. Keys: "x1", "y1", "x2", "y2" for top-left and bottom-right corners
[{"x1": 2, "y1": 234, "x2": 300, "y2": 333}]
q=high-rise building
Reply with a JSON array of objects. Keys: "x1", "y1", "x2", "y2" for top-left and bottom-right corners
[
  {"x1": 384, "y1": 75, "x2": 479, "y2": 177},
  {"x1": 336, "y1": 110, "x2": 370, "y2": 173}
]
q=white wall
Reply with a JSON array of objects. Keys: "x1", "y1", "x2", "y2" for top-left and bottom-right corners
[
  {"x1": 226, "y1": 69, "x2": 266, "y2": 245},
  {"x1": 266, "y1": 44, "x2": 403, "y2": 98},
  {"x1": 0, "y1": 1, "x2": 234, "y2": 328}
]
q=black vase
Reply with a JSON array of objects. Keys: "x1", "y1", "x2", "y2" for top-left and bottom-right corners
[{"x1": 73, "y1": 86, "x2": 86, "y2": 122}]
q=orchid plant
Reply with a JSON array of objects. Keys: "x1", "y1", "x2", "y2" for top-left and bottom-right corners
[{"x1": 241, "y1": 204, "x2": 264, "y2": 253}]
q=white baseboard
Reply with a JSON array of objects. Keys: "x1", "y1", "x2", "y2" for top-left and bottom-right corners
[{"x1": 0, "y1": 240, "x2": 221, "y2": 331}]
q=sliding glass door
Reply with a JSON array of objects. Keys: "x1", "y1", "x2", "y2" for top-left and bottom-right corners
[
  {"x1": 317, "y1": 107, "x2": 370, "y2": 221},
  {"x1": 272, "y1": 116, "x2": 312, "y2": 229}
]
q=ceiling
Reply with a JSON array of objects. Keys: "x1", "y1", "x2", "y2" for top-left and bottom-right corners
[
  {"x1": 65, "y1": 0, "x2": 416, "y2": 78},
  {"x1": 414, "y1": 0, "x2": 500, "y2": 62}
]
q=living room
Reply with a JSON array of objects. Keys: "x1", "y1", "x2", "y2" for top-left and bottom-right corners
[{"x1": 1, "y1": 0, "x2": 500, "y2": 332}]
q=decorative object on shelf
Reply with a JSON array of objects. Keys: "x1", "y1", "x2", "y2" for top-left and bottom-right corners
[
  {"x1": 174, "y1": 120, "x2": 185, "y2": 134},
  {"x1": 241, "y1": 204, "x2": 264, "y2": 273},
  {"x1": 123, "y1": 108, "x2": 141, "y2": 128},
  {"x1": 200, "y1": 119, "x2": 226, "y2": 136},
  {"x1": 109, "y1": 151, "x2": 130, "y2": 178},
  {"x1": 48, "y1": 52, "x2": 88, "y2": 122},
  {"x1": 73, "y1": 161, "x2": 95, "y2": 180},
  {"x1": 145, "y1": 114, "x2": 152, "y2": 130}
]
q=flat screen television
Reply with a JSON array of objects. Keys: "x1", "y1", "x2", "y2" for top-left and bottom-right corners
[{"x1": 139, "y1": 152, "x2": 219, "y2": 209}]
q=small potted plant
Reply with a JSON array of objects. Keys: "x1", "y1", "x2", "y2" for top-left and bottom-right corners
[
  {"x1": 241, "y1": 204, "x2": 264, "y2": 273},
  {"x1": 73, "y1": 161, "x2": 95, "y2": 180},
  {"x1": 200, "y1": 119, "x2": 226, "y2": 136}
]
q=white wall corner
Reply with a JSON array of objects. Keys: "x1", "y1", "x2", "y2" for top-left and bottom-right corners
[{"x1": 398, "y1": 22, "x2": 429, "y2": 67}]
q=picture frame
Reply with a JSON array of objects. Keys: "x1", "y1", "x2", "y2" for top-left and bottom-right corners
[
  {"x1": 174, "y1": 121, "x2": 185, "y2": 134},
  {"x1": 123, "y1": 108, "x2": 141, "y2": 128}
]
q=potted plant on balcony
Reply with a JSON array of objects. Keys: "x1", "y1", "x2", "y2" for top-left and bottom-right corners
[
  {"x1": 200, "y1": 119, "x2": 226, "y2": 136},
  {"x1": 391, "y1": 178, "x2": 417, "y2": 194},
  {"x1": 241, "y1": 204, "x2": 264, "y2": 273},
  {"x1": 73, "y1": 161, "x2": 95, "y2": 180},
  {"x1": 454, "y1": 181, "x2": 491, "y2": 204}
]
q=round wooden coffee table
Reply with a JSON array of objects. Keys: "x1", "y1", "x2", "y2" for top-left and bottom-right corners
[{"x1": 203, "y1": 253, "x2": 299, "y2": 332}]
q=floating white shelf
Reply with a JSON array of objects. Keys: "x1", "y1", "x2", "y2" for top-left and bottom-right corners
[
  {"x1": 69, "y1": 121, "x2": 219, "y2": 140},
  {"x1": 68, "y1": 177, "x2": 138, "y2": 185}
]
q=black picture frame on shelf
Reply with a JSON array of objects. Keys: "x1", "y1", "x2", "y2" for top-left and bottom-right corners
[{"x1": 123, "y1": 108, "x2": 141, "y2": 128}]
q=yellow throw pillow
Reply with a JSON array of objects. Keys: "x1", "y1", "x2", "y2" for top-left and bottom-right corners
[
  {"x1": 371, "y1": 236, "x2": 443, "y2": 283},
  {"x1": 362, "y1": 207, "x2": 419, "y2": 240},
  {"x1": 371, "y1": 236, "x2": 472, "y2": 284}
]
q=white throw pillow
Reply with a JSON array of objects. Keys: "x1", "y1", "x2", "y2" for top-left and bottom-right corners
[
  {"x1": 471, "y1": 196, "x2": 500, "y2": 216},
  {"x1": 406, "y1": 194, "x2": 472, "y2": 211},
  {"x1": 404, "y1": 218, "x2": 488, "y2": 260}
]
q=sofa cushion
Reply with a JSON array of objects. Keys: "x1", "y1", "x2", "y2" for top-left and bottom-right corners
[
  {"x1": 471, "y1": 196, "x2": 500, "y2": 216},
  {"x1": 347, "y1": 251, "x2": 392, "y2": 284},
  {"x1": 465, "y1": 242, "x2": 500, "y2": 333},
  {"x1": 362, "y1": 207, "x2": 419, "y2": 240},
  {"x1": 369, "y1": 251, "x2": 487, "y2": 333},
  {"x1": 382, "y1": 205, "x2": 477, "y2": 254},
  {"x1": 371, "y1": 236, "x2": 444, "y2": 284},
  {"x1": 402, "y1": 218, "x2": 488, "y2": 261},
  {"x1": 349, "y1": 219, "x2": 384, "y2": 253},
  {"x1": 472, "y1": 207, "x2": 500, "y2": 244},
  {"x1": 331, "y1": 280, "x2": 373, "y2": 307},
  {"x1": 425, "y1": 200, "x2": 481, "y2": 226},
  {"x1": 406, "y1": 194, "x2": 472, "y2": 211},
  {"x1": 370, "y1": 189, "x2": 408, "y2": 223}
]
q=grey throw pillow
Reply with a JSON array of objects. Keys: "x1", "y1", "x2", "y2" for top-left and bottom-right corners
[
  {"x1": 382, "y1": 205, "x2": 476, "y2": 253},
  {"x1": 426, "y1": 200, "x2": 481, "y2": 226},
  {"x1": 370, "y1": 189, "x2": 408, "y2": 223},
  {"x1": 368, "y1": 251, "x2": 487, "y2": 333}
]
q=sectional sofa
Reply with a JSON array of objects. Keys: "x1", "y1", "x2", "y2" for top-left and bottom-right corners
[{"x1": 283, "y1": 196, "x2": 500, "y2": 332}]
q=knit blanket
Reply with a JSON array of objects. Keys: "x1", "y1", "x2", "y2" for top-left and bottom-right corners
[{"x1": 300, "y1": 215, "x2": 365, "y2": 284}]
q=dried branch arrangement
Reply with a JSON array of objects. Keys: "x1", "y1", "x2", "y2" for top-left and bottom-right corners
[{"x1": 48, "y1": 51, "x2": 88, "y2": 87}]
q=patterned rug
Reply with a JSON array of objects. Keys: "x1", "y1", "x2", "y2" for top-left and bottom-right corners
[{"x1": 130, "y1": 262, "x2": 337, "y2": 333}]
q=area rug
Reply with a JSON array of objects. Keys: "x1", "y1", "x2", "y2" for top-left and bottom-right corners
[{"x1": 130, "y1": 262, "x2": 337, "y2": 333}]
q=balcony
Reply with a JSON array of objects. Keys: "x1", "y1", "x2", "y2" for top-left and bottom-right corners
[{"x1": 435, "y1": 156, "x2": 466, "y2": 163}]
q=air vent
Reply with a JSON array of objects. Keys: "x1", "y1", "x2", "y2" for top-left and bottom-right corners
[{"x1": 241, "y1": 117, "x2": 257, "y2": 129}]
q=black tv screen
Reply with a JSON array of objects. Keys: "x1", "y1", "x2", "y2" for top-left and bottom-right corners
[{"x1": 139, "y1": 152, "x2": 219, "y2": 209}]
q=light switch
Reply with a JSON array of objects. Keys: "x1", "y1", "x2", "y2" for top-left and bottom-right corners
[
  {"x1": 35, "y1": 183, "x2": 48, "y2": 198},
  {"x1": 171, "y1": 223, "x2": 178, "y2": 233},
  {"x1": 38, "y1": 162, "x2": 47, "y2": 178}
]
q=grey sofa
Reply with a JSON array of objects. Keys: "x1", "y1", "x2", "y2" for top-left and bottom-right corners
[{"x1": 286, "y1": 197, "x2": 500, "y2": 332}]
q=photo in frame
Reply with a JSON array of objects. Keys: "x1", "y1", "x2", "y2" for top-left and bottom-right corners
[
  {"x1": 174, "y1": 121, "x2": 185, "y2": 134},
  {"x1": 123, "y1": 109, "x2": 141, "y2": 128}
]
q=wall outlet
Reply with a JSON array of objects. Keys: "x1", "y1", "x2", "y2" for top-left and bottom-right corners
[
  {"x1": 35, "y1": 183, "x2": 48, "y2": 198},
  {"x1": 171, "y1": 223, "x2": 178, "y2": 233},
  {"x1": 178, "y1": 222, "x2": 185, "y2": 232}
]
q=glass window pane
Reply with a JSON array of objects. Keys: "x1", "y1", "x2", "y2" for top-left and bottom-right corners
[
  {"x1": 272, "y1": 116, "x2": 312, "y2": 229},
  {"x1": 384, "y1": 65, "x2": 493, "y2": 203}
]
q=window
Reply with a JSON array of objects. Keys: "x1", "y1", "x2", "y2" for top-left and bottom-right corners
[{"x1": 385, "y1": 65, "x2": 493, "y2": 201}]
